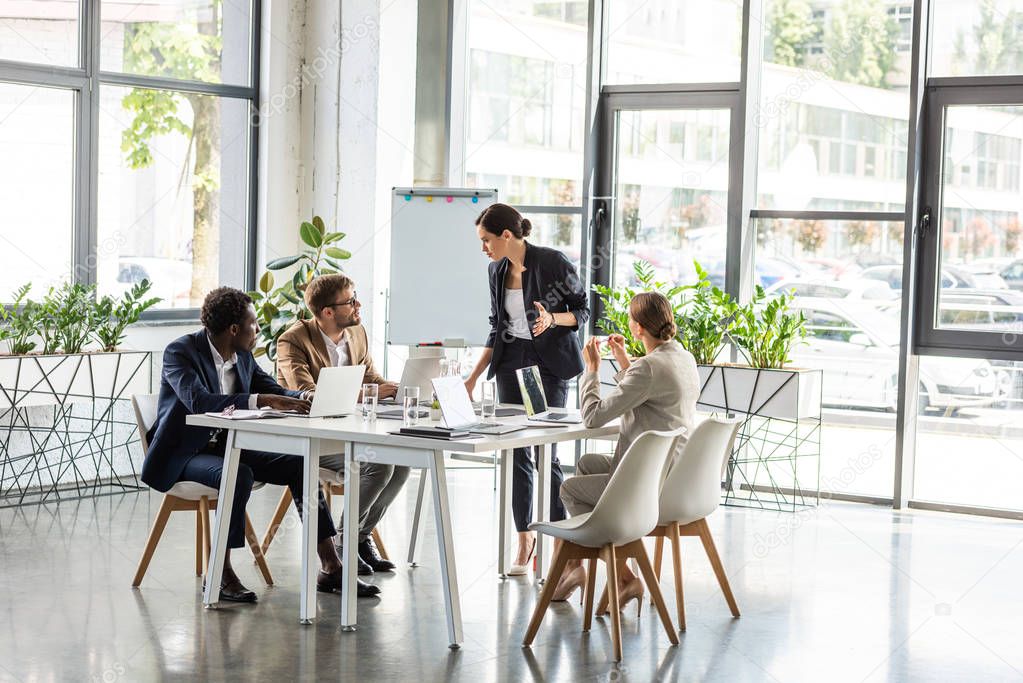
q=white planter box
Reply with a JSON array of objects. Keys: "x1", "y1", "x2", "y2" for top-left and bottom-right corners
[
  {"x1": 696, "y1": 364, "x2": 823, "y2": 421},
  {"x1": 0, "y1": 351, "x2": 152, "y2": 505}
]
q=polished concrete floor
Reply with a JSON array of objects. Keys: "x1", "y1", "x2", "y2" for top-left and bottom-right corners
[{"x1": 1, "y1": 467, "x2": 1022, "y2": 683}]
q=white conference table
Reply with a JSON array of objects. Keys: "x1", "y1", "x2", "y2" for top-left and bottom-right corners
[{"x1": 186, "y1": 412, "x2": 617, "y2": 648}]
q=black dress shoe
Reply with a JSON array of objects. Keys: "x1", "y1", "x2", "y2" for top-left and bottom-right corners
[
  {"x1": 203, "y1": 578, "x2": 258, "y2": 603},
  {"x1": 317, "y1": 569, "x2": 381, "y2": 597},
  {"x1": 337, "y1": 543, "x2": 375, "y2": 575},
  {"x1": 359, "y1": 537, "x2": 396, "y2": 572}
]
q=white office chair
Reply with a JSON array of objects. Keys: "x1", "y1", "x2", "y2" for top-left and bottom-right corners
[
  {"x1": 647, "y1": 417, "x2": 742, "y2": 631},
  {"x1": 130, "y1": 394, "x2": 274, "y2": 587},
  {"x1": 522, "y1": 428, "x2": 685, "y2": 663}
]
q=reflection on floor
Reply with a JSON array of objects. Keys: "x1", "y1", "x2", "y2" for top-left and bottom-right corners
[{"x1": 1, "y1": 467, "x2": 1021, "y2": 682}]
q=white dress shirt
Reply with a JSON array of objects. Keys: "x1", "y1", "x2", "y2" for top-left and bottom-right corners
[
  {"x1": 207, "y1": 336, "x2": 259, "y2": 409},
  {"x1": 504, "y1": 288, "x2": 532, "y2": 340},
  {"x1": 320, "y1": 328, "x2": 351, "y2": 367}
]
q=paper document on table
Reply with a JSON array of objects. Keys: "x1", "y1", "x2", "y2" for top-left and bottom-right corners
[{"x1": 203, "y1": 408, "x2": 299, "y2": 420}]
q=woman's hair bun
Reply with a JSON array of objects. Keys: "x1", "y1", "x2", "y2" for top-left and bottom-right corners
[
  {"x1": 520, "y1": 218, "x2": 532, "y2": 237},
  {"x1": 658, "y1": 321, "x2": 677, "y2": 341}
]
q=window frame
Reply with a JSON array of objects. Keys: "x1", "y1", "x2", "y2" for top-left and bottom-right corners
[{"x1": 0, "y1": 0, "x2": 262, "y2": 320}]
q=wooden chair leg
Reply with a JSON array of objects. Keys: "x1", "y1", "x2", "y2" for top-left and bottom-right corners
[
  {"x1": 523, "y1": 542, "x2": 571, "y2": 646},
  {"x1": 631, "y1": 540, "x2": 680, "y2": 645},
  {"x1": 199, "y1": 496, "x2": 212, "y2": 574},
  {"x1": 605, "y1": 545, "x2": 623, "y2": 662},
  {"x1": 245, "y1": 514, "x2": 274, "y2": 586},
  {"x1": 651, "y1": 534, "x2": 664, "y2": 605},
  {"x1": 132, "y1": 495, "x2": 176, "y2": 587},
  {"x1": 670, "y1": 522, "x2": 686, "y2": 630},
  {"x1": 260, "y1": 487, "x2": 293, "y2": 556},
  {"x1": 194, "y1": 509, "x2": 203, "y2": 576},
  {"x1": 371, "y1": 528, "x2": 390, "y2": 561},
  {"x1": 582, "y1": 557, "x2": 598, "y2": 632},
  {"x1": 698, "y1": 518, "x2": 740, "y2": 617}
]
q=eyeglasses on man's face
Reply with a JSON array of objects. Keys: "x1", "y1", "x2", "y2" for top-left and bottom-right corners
[{"x1": 326, "y1": 292, "x2": 358, "y2": 310}]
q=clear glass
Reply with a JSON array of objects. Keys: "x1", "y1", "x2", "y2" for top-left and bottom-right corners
[
  {"x1": 931, "y1": 0, "x2": 1023, "y2": 77},
  {"x1": 464, "y1": 0, "x2": 586, "y2": 205},
  {"x1": 0, "y1": 84, "x2": 75, "y2": 297},
  {"x1": 757, "y1": 0, "x2": 910, "y2": 211},
  {"x1": 604, "y1": 0, "x2": 741, "y2": 84},
  {"x1": 756, "y1": 218, "x2": 908, "y2": 497},
  {"x1": 96, "y1": 86, "x2": 250, "y2": 309},
  {"x1": 0, "y1": 1, "x2": 78, "y2": 66},
  {"x1": 611, "y1": 108, "x2": 731, "y2": 289},
  {"x1": 934, "y1": 105, "x2": 1023, "y2": 332},
  {"x1": 403, "y1": 386, "x2": 421, "y2": 427},
  {"x1": 480, "y1": 380, "x2": 497, "y2": 420},
  {"x1": 913, "y1": 354, "x2": 1023, "y2": 511},
  {"x1": 101, "y1": 0, "x2": 252, "y2": 85},
  {"x1": 361, "y1": 383, "x2": 378, "y2": 421}
]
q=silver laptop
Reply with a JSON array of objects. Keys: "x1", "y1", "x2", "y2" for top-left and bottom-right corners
[
  {"x1": 378, "y1": 357, "x2": 444, "y2": 413},
  {"x1": 297, "y1": 365, "x2": 366, "y2": 418},
  {"x1": 431, "y1": 376, "x2": 526, "y2": 435},
  {"x1": 515, "y1": 366, "x2": 582, "y2": 424}
]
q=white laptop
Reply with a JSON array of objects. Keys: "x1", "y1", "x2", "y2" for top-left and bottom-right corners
[
  {"x1": 300, "y1": 365, "x2": 366, "y2": 418},
  {"x1": 515, "y1": 366, "x2": 582, "y2": 424},
  {"x1": 431, "y1": 376, "x2": 526, "y2": 435}
]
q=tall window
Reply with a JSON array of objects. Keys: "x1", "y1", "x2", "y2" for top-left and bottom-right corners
[
  {"x1": 0, "y1": 0, "x2": 258, "y2": 312},
  {"x1": 463, "y1": 0, "x2": 586, "y2": 262}
]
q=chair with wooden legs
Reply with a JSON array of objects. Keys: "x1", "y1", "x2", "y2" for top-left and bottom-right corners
[
  {"x1": 259, "y1": 468, "x2": 390, "y2": 561},
  {"x1": 647, "y1": 417, "x2": 742, "y2": 632},
  {"x1": 130, "y1": 394, "x2": 274, "y2": 588},
  {"x1": 523, "y1": 428, "x2": 685, "y2": 663}
]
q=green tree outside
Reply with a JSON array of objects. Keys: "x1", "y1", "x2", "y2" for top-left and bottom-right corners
[{"x1": 119, "y1": 1, "x2": 224, "y2": 303}]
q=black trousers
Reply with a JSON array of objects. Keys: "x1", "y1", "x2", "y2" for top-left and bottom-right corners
[
  {"x1": 494, "y1": 338, "x2": 568, "y2": 532},
  {"x1": 180, "y1": 445, "x2": 337, "y2": 549}
]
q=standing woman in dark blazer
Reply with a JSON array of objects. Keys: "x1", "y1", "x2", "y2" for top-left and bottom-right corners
[{"x1": 464, "y1": 203, "x2": 589, "y2": 575}]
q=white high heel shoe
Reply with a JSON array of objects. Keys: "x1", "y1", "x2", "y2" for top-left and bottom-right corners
[{"x1": 507, "y1": 537, "x2": 536, "y2": 576}]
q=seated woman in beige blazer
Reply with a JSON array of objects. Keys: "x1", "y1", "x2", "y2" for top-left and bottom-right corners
[{"x1": 554, "y1": 291, "x2": 700, "y2": 604}]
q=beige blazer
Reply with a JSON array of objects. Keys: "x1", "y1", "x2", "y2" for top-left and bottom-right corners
[
  {"x1": 579, "y1": 340, "x2": 700, "y2": 473},
  {"x1": 276, "y1": 319, "x2": 387, "y2": 393}
]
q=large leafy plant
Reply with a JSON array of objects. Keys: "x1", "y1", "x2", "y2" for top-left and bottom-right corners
[
  {"x1": 0, "y1": 285, "x2": 42, "y2": 355},
  {"x1": 729, "y1": 286, "x2": 807, "y2": 369},
  {"x1": 249, "y1": 215, "x2": 351, "y2": 360},
  {"x1": 94, "y1": 280, "x2": 161, "y2": 352}
]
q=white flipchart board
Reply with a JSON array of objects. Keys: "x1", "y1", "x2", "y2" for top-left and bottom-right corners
[{"x1": 387, "y1": 187, "x2": 498, "y2": 346}]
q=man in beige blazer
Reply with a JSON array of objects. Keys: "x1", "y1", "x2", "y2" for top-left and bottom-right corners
[{"x1": 276, "y1": 274, "x2": 406, "y2": 577}]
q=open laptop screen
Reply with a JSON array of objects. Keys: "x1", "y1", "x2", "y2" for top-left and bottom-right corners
[{"x1": 514, "y1": 366, "x2": 548, "y2": 416}]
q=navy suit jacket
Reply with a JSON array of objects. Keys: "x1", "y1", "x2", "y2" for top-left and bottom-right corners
[
  {"x1": 140, "y1": 329, "x2": 302, "y2": 492},
  {"x1": 486, "y1": 241, "x2": 590, "y2": 381}
]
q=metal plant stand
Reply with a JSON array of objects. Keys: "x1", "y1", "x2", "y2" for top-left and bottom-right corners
[
  {"x1": 0, "y1": 351, "x2": 152, "y2": 507},
  {"x1": 696, "y1": 364, "x2": 823, "y2": 512}
]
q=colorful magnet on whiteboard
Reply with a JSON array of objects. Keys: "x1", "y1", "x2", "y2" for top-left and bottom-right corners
[
  {"x1": 426, "y1": 196, "x2": 433, "y2": 202},
  {"x1": 471, "y1": 196, "x2": 479, "y2": 203},
  {"x1": 446, "y1": 196, "x2": 453, "y2": 203},
  {"x1": 404, "y1": 194, "x2": 411, "y2": 201}
]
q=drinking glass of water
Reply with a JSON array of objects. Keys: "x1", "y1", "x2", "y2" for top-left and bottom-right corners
[
  {"x1": 480, "y1": 380, "x2": 497, "y2": 420},
  {"x1": 361, "y1": 383, "x2": 378, "y2": 421},
  {"x1": 403, "y1": 386, "x2": 421, "y2": 426}
]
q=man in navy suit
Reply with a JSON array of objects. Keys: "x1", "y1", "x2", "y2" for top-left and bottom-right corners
[{"x1": 142, "y1": 287, "x2": 379, "y2": 601}]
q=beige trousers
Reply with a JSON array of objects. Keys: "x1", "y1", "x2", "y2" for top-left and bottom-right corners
[{"x1": 559, "y1": 453, "x2": 614, "y2": 516}]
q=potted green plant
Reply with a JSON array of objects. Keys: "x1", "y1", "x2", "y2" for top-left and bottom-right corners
[
  {"x1": 93, "y1": 280, "x2": 161, "y2": 352},
  {"x1": 249, "y1": 215, "x2": 351, "y2": 361}
]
